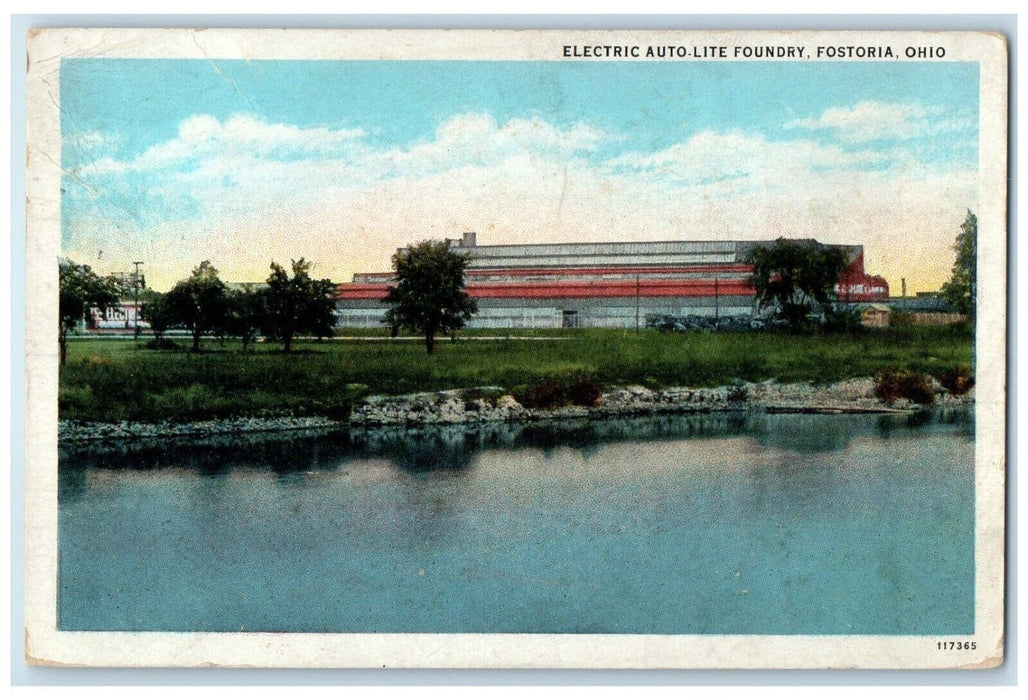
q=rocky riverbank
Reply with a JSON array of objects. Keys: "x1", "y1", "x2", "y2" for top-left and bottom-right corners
[
  {"x1": 58, "y1": 415, "x2": 341, "y2": 443},
  {"x1": 58, "y1": 376, "x2": 974, "y2": 443},
  {"x1": 348, "y1": 376, "x2": 974, "y2": 427}
]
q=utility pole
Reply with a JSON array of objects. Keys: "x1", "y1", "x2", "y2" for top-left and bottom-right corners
[
  {"x1": 635, "y1": 273, "x2": 641, "y2": 334},
  {"x1": 132, "y1": 261, "x2": 143, "y2": 339},
  {"x1": 714, "y1": 274, "x2": 720, "y2": 323}
]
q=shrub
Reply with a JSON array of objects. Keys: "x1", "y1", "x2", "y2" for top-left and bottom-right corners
[
  {"x1": 874, "y1": 369, "x2": 935, "y2": 405},
  {"x1": 727, "y1": 381, "x2": 749, "y2": 403},
  {"x1": 513, "y1": 380, "x2": 564, "y2": 409},
  {"x1": 824, "y1": 305, "x2": 865, "y2": 333},
  {"x1": 568, "y1": 376, "x2": 603, "y2": 407},
  {"x1": 937, "y1": 366, "x2": 975, "y2": 396},
  {"x1": 512, "y1": 375, "x2": 603, "y2": 409}
]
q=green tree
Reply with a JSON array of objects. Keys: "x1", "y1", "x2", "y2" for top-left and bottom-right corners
[
  {"x1": 224, "y1": 285, "x2": 266, "y2": 351},
  {"x1": 260, "y1": 259, "x2": 336, "y2": 353},
  {"x1": 165, "y1": 260, "x2": 229, "y2": 352},
  {"x1": 139, "y1": 289, "x2": 175, "y2": 346},
  {"x1": 58, "y1": 258, "x2": 121, "y2": 364},
  {"x1": 384, "y1": 240, "x2": 477, "y2": 354},
  {"x1": 746, "y1": 238, "x2": 850, "y2": 331},
  {"x1": 940, "y1": 209, "x2": 977, "y2": 318}
]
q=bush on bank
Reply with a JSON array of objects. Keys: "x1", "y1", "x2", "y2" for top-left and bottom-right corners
[
  {"x1": 874, "y1": 369, "x2": 936, "y2": 405},
  {"x1": 938, "y1": 366, "x2": 975, "y2": 396},
  {"x1": 512, "y1": 375, "x2": 603, "y2": 409},
  {"x1": 872, "y1": 364, "x2": 977, "y2": 406}
]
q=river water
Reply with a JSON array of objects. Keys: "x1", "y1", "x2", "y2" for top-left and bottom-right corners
[{"x1": 58, "y1": 410, "x2": 974, "y2": 635}]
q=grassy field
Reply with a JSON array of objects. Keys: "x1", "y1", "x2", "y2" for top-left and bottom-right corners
[{"x1": 59, "y1": 326, "x2": 973, "y2": 423}]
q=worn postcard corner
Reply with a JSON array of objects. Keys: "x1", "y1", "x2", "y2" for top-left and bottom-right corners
[{"x1": 24, "y1": 27, "x2": 1007, "y2": 670}]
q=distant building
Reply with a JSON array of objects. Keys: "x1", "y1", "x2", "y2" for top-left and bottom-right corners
[
  {"x1": 84, "y1": 268, "x2": 148, "y2": 331},
  {"x1": 859, "y1": 304, "x2": 891, "y2": 328},
  {"x1": 108, "y1": 270, "x2": 146, "y2": 294},
  {"x1": 889, "y1": 292, "x2": 966, "y2": 326},
  {"x1": 335, "y1": 232, "x2": 891, "y2": 329},
  {"x1": 87, "y1": 301, "x2": 149, "y2": 331},
  {"x1": 224, "y1": 282, "x2": 267, "y2": 292}
]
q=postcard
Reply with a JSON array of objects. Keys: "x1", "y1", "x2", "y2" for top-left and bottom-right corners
[{"x1": 24, "y1": 28, "x2": 1007, "y2": 669}]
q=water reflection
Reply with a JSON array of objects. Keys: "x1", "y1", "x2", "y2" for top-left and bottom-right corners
[
  {"x1": 57, "y1": 408, "x2": 976, "y2": 634},
  {"x1": 60, "y1": 409, "x2": 973, "y2": 489},
  {"x1": 357, "y1": 429, "x2": 480, "y2": 475}
]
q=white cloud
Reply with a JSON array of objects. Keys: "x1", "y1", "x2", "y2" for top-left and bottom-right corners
[
  {"x1": 85, "y1": 114, "x2": 368, "y2": 176},
  {"x1": 380, "y1": 113, "x2": 604, "y2": 177},
  {"x1": 609, "y1": 130, "x2": 885, "y2": 191},
  {"x1": 63, "y1": 111, "x2": 975, "y2": 295},
  {"x1": 784, "y1": 100, "x2": 974, "y2": 143}
]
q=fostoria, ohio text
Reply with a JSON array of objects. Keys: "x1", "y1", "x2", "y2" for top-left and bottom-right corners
[{"x1": 815, "y1": 45, "x2": 946, "y2": 58}]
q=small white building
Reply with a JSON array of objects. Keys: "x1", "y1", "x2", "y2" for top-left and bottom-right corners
[
  {"x1": 859, "y1": 304, "x2": 891, "y2": 328},
  {"x1": 88, "y1": 302, "x2": 150, "y2": 330}
]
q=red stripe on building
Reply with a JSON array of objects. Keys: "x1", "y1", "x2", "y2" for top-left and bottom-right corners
[
  {"x1": 336, "y1": 279, "x2": 757, "y2": 301},
  {"x1": 465, "y1": 264, "x2": 754, "y2": 277},
  {"x1": 468, "y1": 280, "x2": 755, "y2": 299}
]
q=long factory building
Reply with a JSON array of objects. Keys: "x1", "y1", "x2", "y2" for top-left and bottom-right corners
[{"x1": 334, "y1": 232, "x2": 890, "y2": 329}]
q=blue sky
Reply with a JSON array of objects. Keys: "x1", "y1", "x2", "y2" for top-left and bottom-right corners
[{"x1": 60, "y1": 59, "x2": 979, "y2": 291}]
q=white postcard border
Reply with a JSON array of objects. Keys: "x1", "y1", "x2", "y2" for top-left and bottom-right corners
[{"x1": 23, "y1": 27, "x2": 1009, "y2": 669}]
